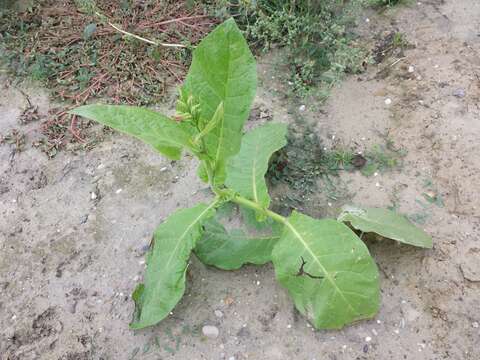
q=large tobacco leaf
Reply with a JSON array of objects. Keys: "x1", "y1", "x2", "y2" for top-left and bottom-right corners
[
  {"x1": 225, "y1": 122, "x2": 287, "y2": 209},
  {"x1": 71, "y1": 105, "x2": 195, "y2": 160},
  {"x1": 130, "y1": 202, "x2": 216, "y2": 329},
  {"x1": 338, "y1": 205, "x2": 433, "y2": 248},
  {"x1": 195, "y1": 218, "x2": 279, "y2": 270},
  {"x1": 183, "y1": 18, "x2": 257, "y2": 184},
  {"x1": 272, "y1": 212, "x2": 380, "y2": 329}
]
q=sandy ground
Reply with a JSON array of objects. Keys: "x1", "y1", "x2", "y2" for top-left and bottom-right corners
[{"x1": 1, "y1": 0, "x2": 479, "y2": 359}]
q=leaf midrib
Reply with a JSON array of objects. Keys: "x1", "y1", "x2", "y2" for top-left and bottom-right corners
[
  {"x1": 213, "y1": 28, "x2": 232, "y2": 167},
  {"x1": 163, "y1": 202, "x2": 216, "y2": 270},
  {"x1": 284, "y1": 220, "x2": 358, "y2": 315}
]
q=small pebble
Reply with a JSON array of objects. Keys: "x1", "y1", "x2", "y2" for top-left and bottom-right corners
[
  {"x1": 116, "y1": 188, "x2": 122, "y2": 194},
  {"x1": 408, "y1": 65, "x2": 415, "y2": 73},
  {"x1": 453, "y1": 88, "x2": 466, "y2": 98},
  {"x1": 160, "y1": 166, "x2": 168, "y2": 172},
  {"x1": 299, "y1": 105, "x2": 306, "y2": 112},
  {"x1": 215, "y1": 310, "x2": 224, "y2": 318},
  {"x1": 202, "y1": 325, "x2": 219, "y2": 338},
  {"x1": 91, "y1": 192, "x2": 97, "y2": 200},
  {"x1": 385, "y1": 98, "x2": 392, "y2": 105},
  {"x1": 472, "y1": 321, "x2": 479, "y2": 328},
  {"x1": 365, "y1": 336, "x2": 372, "y2": 342}
]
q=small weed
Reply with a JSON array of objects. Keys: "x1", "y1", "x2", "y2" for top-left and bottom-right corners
[
  {"x1": 268, "y1": 122, "x2": 405, "y2": 213},
  {"x1": 360, "y1": 143, "x2": 405, "y2": 176},
  {"x1": 422, "y1": 178, "x2": 444, "y2": 208},
  {"x1": 0, "y1": 129, "x2": 26, "y2": 152},
  {"x1": 373, "y1": 31, "x2": 412, "y2": 65}
]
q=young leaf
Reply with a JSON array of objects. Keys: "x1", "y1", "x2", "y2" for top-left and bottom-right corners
[
  {"x1": 225, "y1": 122, "x2": 287, "y2": 209},
  {"x1": 70, "y1": 105, "x2": 196, "y2": 160},
  {"x1": 130, "y1": 202, "x2": 216, "y2": 329},
  {"x1": 193, "y1": 102, "x2": 224, "y2": 144},
  {"x1": 194, "y1": 218, "x2": 279, "y2": 270},
  {"x1": 337, "y1": 205, "x2": 433, "y2": 248},
  {"x1": 272, "y1": 212, "x2": 380, "y2": 329},
  {"x1": 183, "y1": 18, "x2": 257, "y2": 184}
]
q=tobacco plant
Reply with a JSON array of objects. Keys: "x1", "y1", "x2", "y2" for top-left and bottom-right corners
[{"x1": 71, "y1": 19, "x2": 432, "y2": 330}]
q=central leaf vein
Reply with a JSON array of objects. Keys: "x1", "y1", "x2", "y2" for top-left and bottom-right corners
[{"x1": 284, "y1": 220, "x2": 358, "y2": 315}]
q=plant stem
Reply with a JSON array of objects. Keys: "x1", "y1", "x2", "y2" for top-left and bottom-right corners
[
  {"x1": 225, "y1": 191, "x2": 287, "y2": 225},
  {"x1": 204, "y1": 160, "x2": 215, "y2": 185}
]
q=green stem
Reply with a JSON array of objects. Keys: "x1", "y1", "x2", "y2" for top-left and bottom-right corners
[
  {"x1": 220, "y1": 190, "x2": 287, "y2": 225},
  {"x1": 204, "y1": 160, "x2": 215, "y2": 185},
  {"x1": 206, "y1": 164, "x2": 286, "y2": 226}
]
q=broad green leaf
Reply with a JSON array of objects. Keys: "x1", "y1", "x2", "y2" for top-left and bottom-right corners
[
  {"x1": 225, "y1": 122, "x2": 287, "y2": 209},
  {"x1": 130, "y1": 202, "x2": 216, "y2": 329},
  {"x1": 337, "y1": 205, "x2": 433, "y2": 248},
  {"x1": 195, "y1": 218, "x2": 279, "y2": 270},
  {"x1": 272, "y1": 212, "x2": 380, "y2": 329},
  {"x1": 70, "y1": 104, "x2": 196, "y2": 160},
  {"x1": 183, "y1": 18, "x2": 257, "y2": 184}
]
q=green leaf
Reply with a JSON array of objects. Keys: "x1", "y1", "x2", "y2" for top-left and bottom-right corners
[
  {"x1": 337, "y1": 205, "x2": 433, "y2": 248},
  {"x1": 195, "y1": 218, "x2": 279, "y2": 270},
  {"x1": 183, "y1": 18, "x2": 257, "y2": 184},
  {"x1": 272, "y1": 212, "x2": 380, "y2": 329},
  {"x1": 70, "y1": 104, "x2": 196, "y2": 160},
  {"x1": 193, "y1": 102, "x2": 224, "y2": 144},
  {"x1": 83, "y1": 23, "x2": 97, "y2": 40},
  {"x1": 130, "y1": 202, "x2": 216, "y2": 329},
  {"x1": 225, "y1": 122, "x2": 287, "y2": 209}
]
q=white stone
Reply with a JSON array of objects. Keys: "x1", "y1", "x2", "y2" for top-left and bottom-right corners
[{"x1": 202, "y1": 325, "x2": 219, "y2": 338}]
